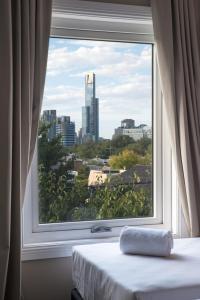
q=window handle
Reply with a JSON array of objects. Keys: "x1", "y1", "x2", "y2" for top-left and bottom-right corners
[{"x1": 91, "y1": 225, "x2": 112, "y2": 233}]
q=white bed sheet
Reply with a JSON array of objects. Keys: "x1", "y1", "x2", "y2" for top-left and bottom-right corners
[{"x1": 72, "y1": 238, "x2": 200, "y2": 300}]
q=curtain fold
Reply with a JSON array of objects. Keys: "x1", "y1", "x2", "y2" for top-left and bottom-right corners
[
  {"x1": 151, "y1": 0, "x2": 200, "y2": 236},
  {"x1": 0, "y1": 1, "x2": 52, "y2": 299}
]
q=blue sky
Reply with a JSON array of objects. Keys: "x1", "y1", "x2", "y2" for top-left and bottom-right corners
[{"x1": 43, "y1": 38, "x2": 152, "y2": 139}]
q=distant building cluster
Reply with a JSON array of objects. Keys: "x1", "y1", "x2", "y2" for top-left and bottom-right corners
[
  {"x1": 41, "y1": 110, "x2": 76, "y2": 147},
  {"x1": 42, "y1": 73, "x2": 152, "y2": 146},
  {"x1": 113, "y1": 119, "x2": 152, "y2": 141},
  {"x1": 42, "y1": 72, "x2": 100, "y2": 147}
]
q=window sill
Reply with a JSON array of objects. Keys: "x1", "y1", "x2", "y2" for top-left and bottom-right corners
[
  {"x1": 21, "y1": 236, "x2": 119, "y2": 261},
  {"x1": 22, "y1": 233, "x2": 181, "y2": 262},
  {"x1": 22, "y1": 221, "x2": 175, "y2": 261}
]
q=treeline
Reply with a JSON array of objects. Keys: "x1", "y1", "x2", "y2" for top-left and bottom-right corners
[
  {"x1": 70, "y1": 134, "x2": 152, "y2": 160},
  {"x1": 38, "y1": 122, "x2": 152, "y2": 223}
]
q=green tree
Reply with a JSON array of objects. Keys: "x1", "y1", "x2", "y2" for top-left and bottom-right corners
[
  {"x1": 109, "y1": 149, "x2": 146, "y2": 169},
  {"x1": 38, "y1": 121, "x2": 152, "y2": 223},
  {"x1": 71, "y1": 139, "x2": 111, "y2": 159},
  {"x1": 143, "y1": 143, "x2": 152, "y2": 164},
  {"x1": 111, "y1": 135, "x2": 135, "y2": 149},
  {"x1": 77, "y1": 165, "x2": 90, "y2": 182},
  {"x1": 96, "y1": 185, "x2": 152, "y2": 219},
  {"x1": 38, "y1": 122, "x2": 67, "y2": 171},
  {"x1": 129, "y1": 137, "x2": 152, "y2": 156},
  {"x1": 71, "y1": 141, "x2": 96, "y2": 159}
]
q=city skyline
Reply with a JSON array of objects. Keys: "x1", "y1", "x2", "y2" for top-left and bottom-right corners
[
  {"x1": 41, "y1": 107, "x2": 151, "y2": 146},
  {"x1": 42, "y1": 38, "x2": 152, "y2": 139}
]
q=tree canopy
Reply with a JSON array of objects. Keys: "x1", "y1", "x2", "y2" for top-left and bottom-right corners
[
  {"x1": 38, "y1": 122, "x2": 153, "y2": 223},
  {"x1": 109, "y1": 149, "x2": 145, "y2": 169},
  {"x1": 38, "y1": 122, "x2": 67, "y2": 171}
]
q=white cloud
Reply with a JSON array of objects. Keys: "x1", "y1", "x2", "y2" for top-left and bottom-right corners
[
  {"x1": 67, "y1": 39, "x2": 139, "y2": 49},
  {"x1": 43, "y1": 39, "x2": 152, "y2": 138},
  {"x1": 43, "y1": 75, "x2": 152, "y2": 138},
  {"x1": 46, "y1": 42, "x2": 152, "y2": 79}
]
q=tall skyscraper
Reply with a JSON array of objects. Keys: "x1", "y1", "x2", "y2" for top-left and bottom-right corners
[
  {"x1": 42, "y1": 110, "x2": 57, "y2": 140},
  {"x1": 56, "y1": 116, "x2": 75, "y2": 147},
  {"x1": 82, "y1": 72, "x2": 99, "y2": 143}
]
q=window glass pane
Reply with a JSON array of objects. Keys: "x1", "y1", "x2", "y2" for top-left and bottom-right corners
[{"x1": 38, "y1": 38, "x2": 153, "y2": 223}]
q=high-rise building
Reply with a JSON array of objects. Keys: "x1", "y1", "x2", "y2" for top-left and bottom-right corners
[
  {"x1": 82, "y1": 72, "x2": 99, "y2": 143},
  {"x1": 42, "y1": 110, "x2": 57, "y2": 140},
  {"x1": 56, "y1": 116, "x2": 75, "y2": 147},
  {"x1": 42, "y1": 111, "x2": 76, "y2": 147}
]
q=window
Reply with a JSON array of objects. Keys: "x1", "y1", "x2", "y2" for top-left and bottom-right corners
[
  {"x1": 22, "y1": 1, "x2": 173, "y2": 258},
  {"x1": 39, "y1": 38, "x2": 153, "y2": 224}
]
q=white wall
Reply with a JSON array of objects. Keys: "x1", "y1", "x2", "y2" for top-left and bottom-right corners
[{"x1": 22, "y1": 257, "x2": 73, "y2": 300}]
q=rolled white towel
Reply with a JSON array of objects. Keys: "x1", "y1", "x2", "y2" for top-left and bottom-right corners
[{"x1": 119, "y1": 227, "x2": 173, "y2": 257}]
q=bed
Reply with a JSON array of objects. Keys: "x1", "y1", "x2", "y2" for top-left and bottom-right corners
[{"x1": 72, "y1": 238, "x2": 200, "y2": 300}]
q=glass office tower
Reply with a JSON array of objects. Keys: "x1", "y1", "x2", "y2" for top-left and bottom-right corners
[
  {"x1": 56, "y1": 116, "x2": 76, "y2": 147},
  {"x1": 82, "y1": 72, "x2": 99, "y2": 143}
]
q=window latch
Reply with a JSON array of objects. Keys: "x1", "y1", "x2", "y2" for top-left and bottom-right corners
[{"x1": 91, "y1": 225, "x2": 112, "y2": 233}]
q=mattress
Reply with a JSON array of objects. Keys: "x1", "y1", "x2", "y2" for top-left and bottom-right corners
[{"x1": 72, "y1": 238, "x2": 200, "y2": 300}]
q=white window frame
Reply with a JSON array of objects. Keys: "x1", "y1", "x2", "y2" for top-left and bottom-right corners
[{"x1": 22, "y1": 0, "x2": 173, "y2": 261}]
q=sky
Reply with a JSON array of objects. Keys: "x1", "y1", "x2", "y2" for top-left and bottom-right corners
[{"x1": 42, "y1": 38, "x2": 152, "y2": 139}]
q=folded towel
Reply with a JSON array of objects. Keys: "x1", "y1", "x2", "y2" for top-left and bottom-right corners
[{"x1": 119, "y1": 227, "x2": 173, "y2": 257}]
